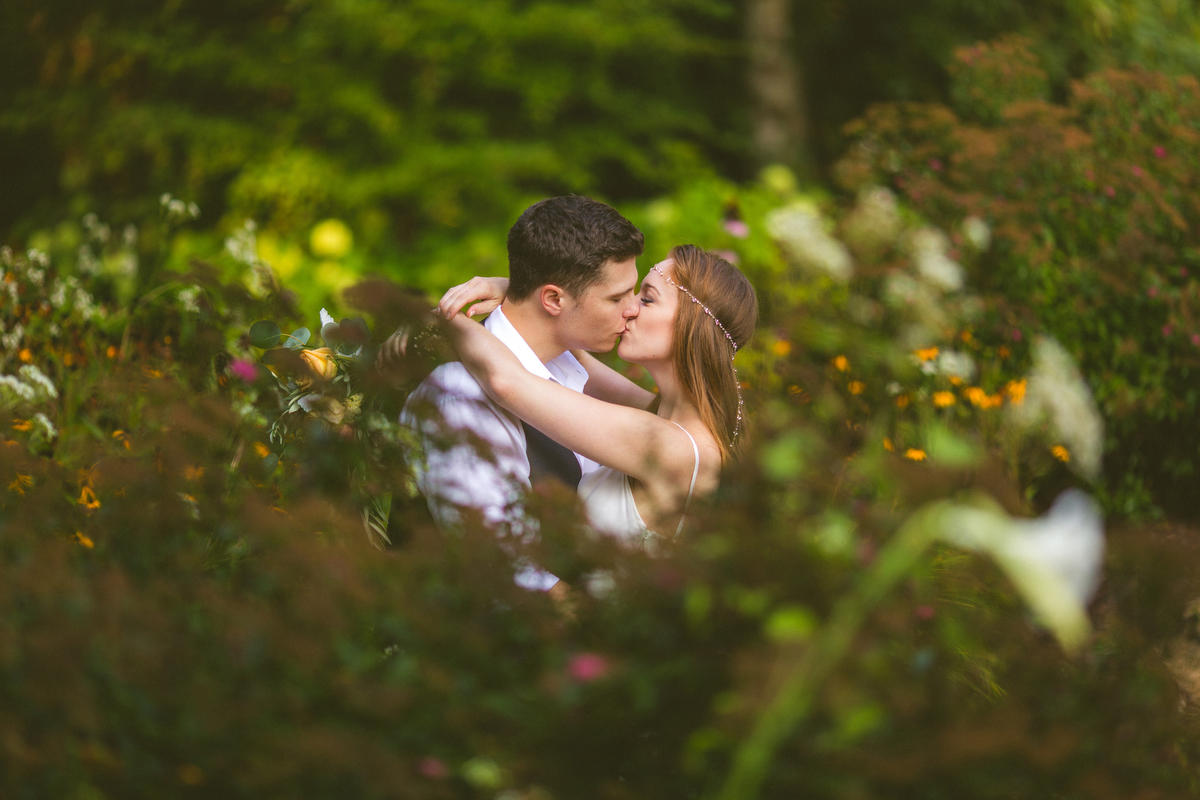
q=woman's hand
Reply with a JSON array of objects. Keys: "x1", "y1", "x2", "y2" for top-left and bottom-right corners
[{"x1": 437, "y1": 276, "x2": 509, "y2": 320}]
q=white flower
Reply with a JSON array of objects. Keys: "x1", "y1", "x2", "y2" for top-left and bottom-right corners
[
  {"x1": 18, "y1": 365, "x2": 57, "y2": 399},
  {"x1": 27, "y1": 249, "x2": 49, "y2": 268},
  {"x1": 908, "y1": 227, "x2": 964, "y2": 292},
  {"x1": 1011, "y1": 337, "x2": 1104, "y2": 480},
  {"x1": 842, "y1": 186, "x2": 902, "y2": 253},
  {"x1": 1, "y1": 323, "x2": 24, "y2": 351},
  {"x1": 941, "y1": 490, "x2": 1104, "y2": 652},
  {"x1": 26, "y1": 267, "x2": 44, "y2": 288},
  {"x1": 33, "y1": 412, "x2": 57, "y2": 439},
  {"x1": 320, "y1": 308, "x2": 336, "y2": 328},
  {"x1": 225, "y1": 220, "x2": 260, "y2": 266},
  {"x1": 963, "y1": 216, "x2": 991, "y2": 251},
  {"x1": 0, "y1": 375, "x2": 36, "y2": 402},
  {"x1": 178, "y1": 286, "x2": 201, "y2": 313},
  {"x1": 766, "y1": 201, "x2": 853, "y2": 281},
  {"x1": 936, "y1": 350, "x2": 976, "y2": 381},
  {"x1": 123, "y1": 224, "x2": 139, "y2": 247}
]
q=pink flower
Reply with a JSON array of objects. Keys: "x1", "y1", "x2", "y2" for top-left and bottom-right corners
[
  {"x1": 1011, "y1": 328, "x2": 1023, "y2": 342},
  {"x1": 230, "y1": 359, "x2": 258, "y2": 381},
  {"x1": 1131, "y1": 165, "x2": 1143, "y2": 178},
  {"x1": 1181, "y1": 267, "x2": 1189, "y2": 278},
  {"x1": 1085, "y1": 169, "x2": 1095, "y2": 181},
  {"x1": 417, "y1": 758, "x2": 449, "y2": 779},
  {"x1": 928, "y1": 158, "x2": 943, "y2": 172},
  {"x1": 1163, "y1": 325, "x2": 1173, "y2": 337},
  {"x1": 714, "y1": 249, "x2": 741, "y2": 266},
  {"x1": 723, "y1": 219, "x2": 750, "y2": 239},
  {"x1": 1104, "y1": 185, "x2": 1116, "y2": 198},
  {"x1": 1154, "y1": 146, "x2": 1167, "y2": 159},
  {"x1": 915, "y1": 605, "x2": 936, "y2": 620},
  {"x1": 1192, "y1": 333, "x2": 1200, "y2": 347},
  {"x1": 1148, "y1": 286, "x2": 1159, "y2": 298},
  {"x1": 567, "y1": 652, "x2": 610, "y2": 682}
]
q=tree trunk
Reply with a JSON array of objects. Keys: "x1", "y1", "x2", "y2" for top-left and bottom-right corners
[{"x1": 745, "y1": 0, "x2": 809, "y2": 174}]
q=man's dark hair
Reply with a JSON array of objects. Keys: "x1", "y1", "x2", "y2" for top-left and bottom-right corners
[{"x1": 507, "y1": 196, "x2": 644, "y2": 301}]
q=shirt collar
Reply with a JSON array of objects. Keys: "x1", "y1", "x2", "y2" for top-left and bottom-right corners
[{"x1": 484, "y1": 306, "x2": 589, "y2": 392}]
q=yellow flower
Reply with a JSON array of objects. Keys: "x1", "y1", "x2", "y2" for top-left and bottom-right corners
[
  {"x1": 904, "y1": 448, "x2": 927, "y2": 461},
  {"x1": 253, "y1": 442, "x2": 271, "y2": 458},
  {"x1": 305, "y1": 395, "x2": 346, "y2": 426},
  {"x1": 299, "y1": 347, "x2": 338, "y2": 383},
  {"x1": 184, "y1": 465, "x2": 205, "y2": 481},
  {"x1": 1005, "y1": 379, "x2": 1027, "y2": 405},
  {"x1": 1051, "y1": 445, "x2": 1070, "y2": 463},
  {"x1": 883, "y1": 438, "x2": 895, "y2": 452},
  {"x1": 965, "y1": 386, "x2": 989, "y2": 407},
  {"x1": 112, "y1": 430, "x2": 132, "y2": 450},
  {"x1": 832, "y1": 355, "x2": 849, "y2": 372},
  {"x1": 914, "y1": 347, "x2": 939, "y2": 362},
  {"x1": 74, "y1": 532, "x2": 95, "y2": 549},
  {"x1": 933, "y1": 391, "x2": 957, "y2": 408},
  {"x1": 310, "y1": 219, "x2": 353, "y2": 259},
  {"x1": 11, "y1": 419, "x2": 32, "y2": 432},
  {"x1": 18, "y1": 348, "x2": 32, "y2": 363},
  {"x1": 949, "y1": 376, "x2": 963, "y2": 386},
  {"x1": 848, "y1": 380, "x2": 865, "y2": 395},
  {"x1": 772, "y1": 340, "x2": 793, "y2": 357}
]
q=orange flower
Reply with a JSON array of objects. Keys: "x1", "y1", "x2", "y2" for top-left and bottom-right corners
[
  {"x1": 18, "y1": 348, "x2": 32, "y2": 363},
  {"x1": 914, "y1": 347, "x2": 939, "y2": 362},
  {"x1": 184, "y1": 465, "x2": 205, "y2": 481},
  {"x1": 1005, "y1": 379, "x2": 1027, "y2": 405},
  {"x1": 106, "y1": 345, "x2": 118, "y2": 359},
  {"x1": 932, "y1": 391, "x2": 956, "y2": 408},
  {"x1": 299, "y1": 347, "x2": 338, "y2": 382},
  {"x1": 998, "y1": 345, "x2": 1011, "y2": 359},
  {"x1": 883, "y1": 438, "x2": 895, "y2": 452},
  {"x1": 896, "y1": 395, "x2": 910, "y2": 409},
  {"x1": 11, "y1": 419, "x2": 32, "y2": 432},
  {"x1": 78, "y1": 486, "x2": 101, "y2": 510},
  {"x1": 904, "y1": 448, "x2": 927, "y2": 461},
  {"x1": 253, "y1": 442, "x2": 271, "y2": 458},
  {"x1": 1051, "y1": 445, "x2": 1070, "y2": 463},
  {"x1": 848, "y1": 380, "x2": 865, "y2": 395},
  {"x1": 74, "y1": 532, "x2": 95, "y2": 549},
  {"x1": 832, "y1": 355, "x2": 849, "y2": 372},
  {"x1": 7, "y1": 473, "x2": 33, "y2": 495},
  {"x1": 772, "y1": 340, "x2": 793, "y2": 357}
]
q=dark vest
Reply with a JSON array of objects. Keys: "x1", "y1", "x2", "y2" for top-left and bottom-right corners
[{"x1": 522, "y1": 421, "x2": 582, "y2": 490}]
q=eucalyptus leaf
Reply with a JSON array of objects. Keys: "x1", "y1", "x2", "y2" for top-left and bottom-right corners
[{"x1": 249, "y1": 320, "x2": 281, "y2": 349}]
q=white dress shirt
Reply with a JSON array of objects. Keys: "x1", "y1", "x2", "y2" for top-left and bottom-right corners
[{"x1": 401, "y1": 307, "x2": 596, "y2": 589}]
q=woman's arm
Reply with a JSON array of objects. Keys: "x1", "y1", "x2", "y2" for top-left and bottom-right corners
[
  {"x1": 571, "y1": 350, "x2": 657, "y2": 410},
  {"x1": 434, "y1": 274, "x2": 657, "y2": 410},
  {"x1": 444, "y1": 314, "x2": 696, "y2": 486}
]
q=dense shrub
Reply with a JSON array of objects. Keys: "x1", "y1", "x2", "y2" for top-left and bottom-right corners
[
  {"x1": 2, "y1": 184, "x2": 1200, "y2": 799},
  {"x1": 836, "y1": 36, "x2": 1200, "y2": 519}
]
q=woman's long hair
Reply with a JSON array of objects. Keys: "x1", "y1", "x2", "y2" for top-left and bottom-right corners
[{"x1": 653, "y1": 245, "x2": 758, "y2": 462}]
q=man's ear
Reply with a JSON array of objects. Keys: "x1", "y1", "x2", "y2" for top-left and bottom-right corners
[{"x1": 537, "y1": 284, "x2": 569, "y2": 316}]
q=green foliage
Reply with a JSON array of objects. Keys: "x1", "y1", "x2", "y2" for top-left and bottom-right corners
[{"x1": 838, "y1": 36, "x2": 1200, "y2": 519}]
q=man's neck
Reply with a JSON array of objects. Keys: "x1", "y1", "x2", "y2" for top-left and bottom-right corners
[{"x1": 501, "y1": 299, "x2": 566, "y2": 364}]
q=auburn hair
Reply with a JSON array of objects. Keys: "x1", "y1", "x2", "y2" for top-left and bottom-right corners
[{"x1": 652, "y1": 245, "x2": 758, "y2": 462}]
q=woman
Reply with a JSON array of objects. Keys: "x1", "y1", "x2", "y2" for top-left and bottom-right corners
[{"x1": 438, "y1": 245, "x2": 757, "y2": 546}]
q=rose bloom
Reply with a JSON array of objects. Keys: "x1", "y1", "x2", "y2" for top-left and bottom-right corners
[{"x1": 299, "y1": 347, "x2": 337, "y2": 383}]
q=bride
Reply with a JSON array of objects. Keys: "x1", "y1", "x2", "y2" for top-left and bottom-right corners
[{"x1": 437, "y1": 245, "x2": 757, "y2": 546}]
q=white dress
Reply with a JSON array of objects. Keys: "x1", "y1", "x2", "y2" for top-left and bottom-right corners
[{"x1": 577, "y1": 421, "x2": 701, "y2": 550}]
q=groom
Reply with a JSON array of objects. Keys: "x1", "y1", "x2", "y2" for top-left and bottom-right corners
[{"x1": 402, "y1": 195, "x2": 643, "y2": 588}]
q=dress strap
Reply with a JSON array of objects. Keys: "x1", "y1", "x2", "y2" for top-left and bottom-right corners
[{"x1": 669, "y1": 421, "x2": 700, "y2": 538}]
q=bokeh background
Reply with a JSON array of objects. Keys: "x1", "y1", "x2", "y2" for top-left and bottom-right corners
[{"x1": 6, "y1": 2, "x2": 1200, "y2": 798}]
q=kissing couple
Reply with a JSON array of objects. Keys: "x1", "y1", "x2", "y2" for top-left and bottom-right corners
[{"x1": 401, "y1": 195, "x2": 757, "y2": 591}]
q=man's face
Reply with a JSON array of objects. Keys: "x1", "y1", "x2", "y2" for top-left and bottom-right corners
[{"x1": 557, "y1": 257, "x2": 640, "y2": 352}]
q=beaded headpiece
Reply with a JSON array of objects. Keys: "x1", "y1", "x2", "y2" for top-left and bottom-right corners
[{"x1": 651, "y1": 262, "x2": 745, "y2": 442}]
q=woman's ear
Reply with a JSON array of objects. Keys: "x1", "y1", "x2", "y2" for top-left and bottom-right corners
[{"x1": 538, "y1": 284, "x2": 567, "y2": 316}]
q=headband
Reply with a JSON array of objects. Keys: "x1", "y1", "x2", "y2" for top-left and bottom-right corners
[{"x1": 651, "y1": 262, "x2": 745, "y2": 442}]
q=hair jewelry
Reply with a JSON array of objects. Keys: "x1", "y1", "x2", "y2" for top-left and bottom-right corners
[{"x1": 651, "y1": 263, "x2": 744, "y2": 441}]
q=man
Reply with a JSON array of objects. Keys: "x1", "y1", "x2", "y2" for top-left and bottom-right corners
[{"x1": 401, "y1": 196, "x2": 643, "y2": 589}]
